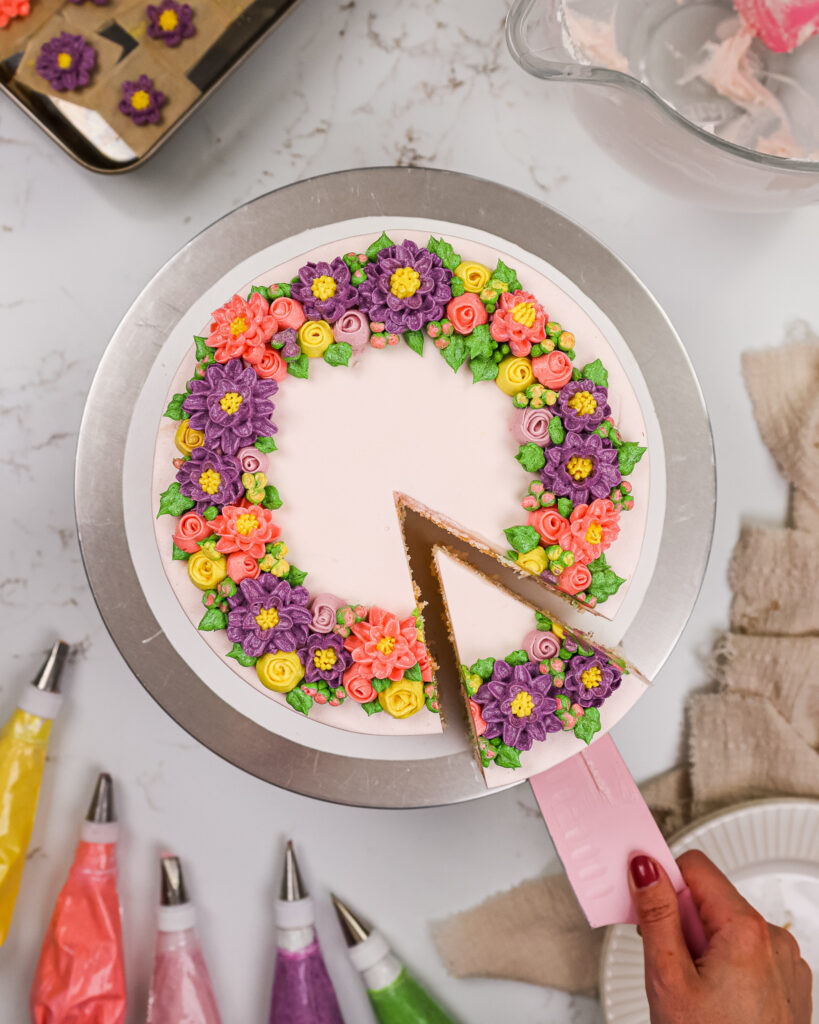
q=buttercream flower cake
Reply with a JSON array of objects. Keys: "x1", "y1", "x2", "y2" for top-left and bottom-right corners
[{"x1": 154, "y1": 230, "x2": 647, "y2": 747}]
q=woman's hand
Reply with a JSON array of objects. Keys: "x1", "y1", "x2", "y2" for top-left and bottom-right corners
[{"x1": 628, "y1": 850, "x2": 813, "y2": 1024}]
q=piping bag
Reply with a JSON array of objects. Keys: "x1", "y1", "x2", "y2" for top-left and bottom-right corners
[
  {"x1": 146, "y1": 854, "x2": 223, "y2": 1024},
  {"x1": 529, "y1": 734, "x2": 707, "y2": 957},
  {"x1": 30, "y1": 772, "x2": 127, "y2": 1024},
  {"x1": 268, "y1": 841, "x2": 344, "y2": 1024},
  {"x1": 333, "y1": 895, "x2": 457, "y2": 1024},
  {"x1": 0, "y1": 640, "x2": 68, "y2": 946},
  {"x1": 733, "y1": 0, "x2": 819, "y2": 51}
]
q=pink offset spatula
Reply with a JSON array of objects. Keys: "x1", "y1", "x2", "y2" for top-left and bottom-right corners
[{"x1": 733, "y1": 0, "x2": 819, "y2": 51}]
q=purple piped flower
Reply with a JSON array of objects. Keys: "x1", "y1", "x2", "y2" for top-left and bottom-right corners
[
  {"x1": 36, "y1": 33, "x2": 96, "y2": 92},
  {"x1": 557, "y1": 380, "x2": 611, "y2": 434},
  {"x1": 562, "y1": 652, "x2": 622, "y2": 708},
  {"x1": 175, "y1": 447, "x2": 243, "y2": 513},
  {"x1": 471, "y1": 659, "x2": 561, "y2": 753},
  {"x1": 357, "y1": 239, "x2": 453, "y2": 334},
  {"x1": 291, "y1": 257, "x2": 358, "y2": 324},
  {"x1": 227, "y1": 577, "x2": 312, "y2": 657},
  {"x1": 540, "y1": 431, "x2": 621, "y2": 505},
  {"x1": 119, "y1": 74, "x2": 166, "y2": 126},
  {"x1": 300, "y1": 632, "x2": 351, "y2": 687},
  {"x1": 273, "y1": 329, "x2": 300, "y2": 360},
  {"x1": 183, "y1": 358, "x2": 276, "y2": 456},
  {"x1": 146, "y1": 0, "x2": 195, "y2": 46}
]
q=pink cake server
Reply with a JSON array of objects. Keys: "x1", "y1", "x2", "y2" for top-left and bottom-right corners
[{"x1": 733, "y1": 0, "x2": 819, "y2": 51}]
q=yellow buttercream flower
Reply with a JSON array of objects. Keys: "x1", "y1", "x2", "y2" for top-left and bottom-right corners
[
  {"x1": 551, "y1": 623, "x2": 565, "y2": 641},
  {"x1": 298, "y1": 320, "x2": 334, "y2": 358},
  {"x1": 174, "y1": 419, "x2": 205, "y2": 455},
  {"x1": 496, "y1": 357, "x2": 536, "y2": 396},
  {"x1": 516, "y1": 545, "x2": 549, "y2": 575},
  {"x1": 378, "y1": 677, "x2": 426, "y2": 719},
  {"x1": 188, "y1": 551, "x2": 227, "y2": 590},
  {"x1": 455, "y1": 261, "x2": 491, "y2": 293},
  {"x1": 256, "y1": 651, "x2": 304, "y2": 693}
]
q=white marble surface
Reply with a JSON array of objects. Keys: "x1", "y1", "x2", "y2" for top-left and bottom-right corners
[{"x1": 0, "y1": 0, "x2": 818, "y2": 1021}]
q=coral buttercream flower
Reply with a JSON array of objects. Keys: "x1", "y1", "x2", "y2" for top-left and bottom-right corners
[
  {"x1": 270, "y1": 296, "x2": 306, "y2": 330},
  {"x1": 174, "y1": 419, "x2": 205, "y2": 455},
  {"x1": 36, "y1": 33, "x2": 96, "y2": 91},
  {"x1": 119, "y1": 74, "x2": 165, "y2": 125},
  {"x1": 227, "y1": 576, "x2": 311, "y2": 657},
  {"x1": 471, "y1": 660, "x2": 561, "y2": 751},
  {"x1": 558, "y1": 562, "x2": 593, "y2": 595},
  {"x1": 343, "y1": 665, "x2": 377, "y2": 704},
  {"x1": 490, "y1": 290, "x2": 547, "y2": 357},
  {"x1": 291, "y1": 257, "x2": 358, "y2": 323},
  {"x1": 495, "y1": 357, "x2": 535, "y2": 396},
  {"x1": 379, "y1": 677, "x2": 426, "y2": 719},
  {"x1": 211, "y1": 504, "x2": 280, "y2": 559},
  {"x1": 187, "y1": 551, "x2": 226, "y2": 590},
  {"x1": 176, "y1": 447, "x2": 243, "y2": 512},
  {"x1": 357, "y1": 239, "x2": 452, "y2": 333},
  {"x1": 469, "y1": 698, "x2": 487, "y2": 736},
  {"x1": 206, "y1": 292, "x2": 278, "y2": 364},
  {"x1": 563, "y1": 652, "x2": 622, "y2": 707},
  {"x1": 333, "y1": 309, "x2": 370, "y2": 352},
  {"x1": 528, "y1": 508, "x2": 570, "y2": 546},
  {"x1": 253, "y1": 346, "x2": 287, "y2": 381},
  {"x1": 226, "y1": 552, "x2": 260, "y2": 584},
  {"x1": 558, "y1": 498, "x2": 621, "y2": 563},
  {"x1": 532, "y1": 350, "x2": 573, "y2": 390},
  {"x1": 344, "y1": 607, "x2": 429, "y2": 683},
  {"x1": 557, "y1": 380, "x2": 611, "y2": 433},
  {"x1": 540, "y1": 432, "x2": 621, "y2": 505},
  {"x1": 147, "y1": 0, "x2": 195, "y2": 47},
  {"x1": 0, "y1": 0, "x2": 30, "y2": 29},
  {"x1": 256, "y1": 651, "x2": 304, "y2": 693},
  {"x1": 172, "y1": 511, "x2": 212, "y2": 554},
  {"x1": 183, "y1": 359, "x2": 276, "y2": 456},
  {"x1": 446, "y1": 293, "x2": 488, "y2": 335}
]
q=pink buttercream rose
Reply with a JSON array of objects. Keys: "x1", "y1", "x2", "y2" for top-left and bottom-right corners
[
  {"x1": 254, "y1": 346, "x2": 288, "y2": 381},
  {"x1": 310, "y1": 593, "x2": 344, "y2": 634},
  {"x1": 558, "y1": 499, "x2": 621, "y2": 564},
  {"x1": 469, "y1": 698, "x2": 487, "y2": 737},
  {"x1": 558, "y1": 562, "x2": 592, "y2": 596},
  {"x1": 511, "y1": 406, "x2": 554, "y2": 446},
  {"x1": 236, "y1": 446, "x2": 269, "y2": 475},
  {"x1": 522, "y1": 630, "x2": 561, "y2": 662},
  {"x1": 532, "y1": 351, "x2": 573, "y2": 390},
  {"x1": 528, "y1": 508, "x2": 570, "y2": 545},
  {"x1": 446, "y1": 293, "x2": 488, "y2": 335},
  {"x1": 270, "y1": 296, "x2": 306, "y2": 330},
  {"x1": 333, "y1": 310, "x2": 371, "y2": 352},
  {"x1": 489, "y1": 290, "x2": 547, "y2": 357},
  {"x1": 226, "y1": 552, "x2": 261, "y2": 584},
  {"x1": 172, "y1": 511, "x2": 213, "y2": 554},
  {"x1": 343, "y1": 665, "x2": 377, "y2": 704}
]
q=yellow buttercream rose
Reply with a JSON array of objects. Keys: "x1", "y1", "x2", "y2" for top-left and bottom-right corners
[
  {"x1": 495, "y1": 357, "x2": 536, "y2": 396},
  {"x1": 298, "y1": 320, "x2": 334, "y2": 358},
  {"x1": 256, "y1": 651, "x2": 304, "y2": 693},
  {"x1": 378, "y1": 677, "x2": 426, "y2": 719},
  {"x1": 455, "y1": 261, "x2": 491, "y2": 293},
  {"x1": 174, "y1": 419, "x2": 205, "y2": 455},
  {"x1": 188, "y1": 550, "x2": 227, "y2": 590},
  {"x1": 516, "y1": 545, "x2": 549, "y2": 575}
]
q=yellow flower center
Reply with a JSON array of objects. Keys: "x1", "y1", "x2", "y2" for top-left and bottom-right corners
[
  {"x1": 568, "y1": 390, "x2": 598, "y2": 416},
  {"x1": 311, "y1": 275, "x2": 337, "y2": 301},
  {"x1": 131, "y1": 90, "x2": 152, "y2": 111},
  {"x1": 198, "y1": 469, "x2": 221, "y2": 495},
  {"x1": 255, "y1": 607, "x2": 280, "y2": 630},
  {"x1": 376, "y1": 635, "x2": 397, "y2": 655},
  {"x1": 219, "y1": 391, "x2": 243, "y2": 415},
  {"x1": 235, "y1": 513, "x2": 259, "y2": 536},
  {"x1": 510, "y1": 691, "x2": 535, "y2": 718},
  {"x1": 230, "y1": 315, "x2": 248, "y2": 337},
  {"x1": 158, "y1": 8, "x2": 179, "y2": 30},
  {"x1": 566, "y1": 456, "x2": 594, "y2": 481},
  {"x1": 582, "y1": 667, "x2": 602, "y2": 690},
  {"x1": 511, "y1": 301, "x2": 537, "y2": 329},
  {"x1": 313, "y1": 648, "x2": 337, "y2": 671},
  {"x1": 390, "y1": 266, "x2": 421, "y2": 299},
  {"x1": 585, "y1": 522, "x2": 603, "y2": 545},
  {"x1": 57, "y1": 52, "x2": 73, "y2": 69}
]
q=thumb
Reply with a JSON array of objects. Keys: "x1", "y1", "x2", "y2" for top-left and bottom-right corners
[{"x1": 628, "y1": 854, "x2": 696, "y2": 989}]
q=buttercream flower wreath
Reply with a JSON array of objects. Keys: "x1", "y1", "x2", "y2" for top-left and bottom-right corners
[{"x1": 158, "y1": 232, "x2": 645, "y2": 725}]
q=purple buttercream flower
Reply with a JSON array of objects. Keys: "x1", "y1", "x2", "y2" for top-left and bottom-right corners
[
  {"x1": 146, "y1": 0, "x2": 195, "y2": 47},
  {"x1": 557, "y1": 380, "x2": 611, "y2": 434},
  {"x1": 227, "y1": 576, "x2": 312, "y2": 657},
  {"x1": 540, "y1": 431, "x2": 621, "y2": 505},
  {"x1": 357, "y1": 239, "x2": 452, "y2": 334},
  {"x1": 472, "y1": 660, "x2": 560, "y2": 752},
  {"x1": 562, "y1": 652, "x2": 622, "y2": 708},
  {"x1": 36, "y1": 33, "x2": 96, "y2": 92},
  {"x1": 273, "y1": 329, "x2": 300, "y2": 360},
  {"x1": 119, "y1": 74, "x2": 166, "y2": 126},
  {"x1": 291, "y1": 257, "x2": 358, "y2": 324},
  {"x1": 176, "y1": 447, "x2": 243, "y2": 513},
  {"x1": 300, "y1": 632, "x2": 351, "y2": 687},
  {"x1": 183, "y1": 358, "x2": 276, "y2": 456}
]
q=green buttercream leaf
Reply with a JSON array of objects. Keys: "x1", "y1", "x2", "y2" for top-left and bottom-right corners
[
  {"x1": 465, "y1": 324, "x2": 494, "y2": 360},
  {"x1": 492, "y1": 259, "x2": 522, "y2": 293},
  {"x1": 286, "y1": 687, "x2": 313, "y2": 717},
  {"x1": 262, "y1": 485, "x2": 283, "y2": 510},
  {"x1": 504, "y1": 525, "x2": 540, "y2": 554},
  {"x1": 157, "y1": 482, "x2": 195, "y2": 518},
  {"x1": 427, "y1": 236, "x2": 461, "y2": 271},
  {"x1": 171, "y1": 542, "x2": 190, "y2": 561},
  {"x1": 362, "y1": 700, "x2": 383, "y2": 716},
  {"x1": 163, "y1": 393, "x2": 188, "y2": 421},
  {"x1": 404, "y1": 330, "x2": 425, "y2": 356},
  {"x1": 366, "y1": 231, "x2": 394, "y2": 261},
  {"x1": 581, "y1": 359, "x2": 609, "y2": 388},
  {"x1": 193, "y1": 335, "x2": 211, "y2": 361},
  {"x1": 571, "y1": 367, "x2": 583, "y2": 382},
  {"x1": 548, "y1": 416, "x2": 566, "y2": 446},
  {"x1": 470, "y1": 356, "x2": 498, "y2": 383},
  {"x1": 404, "y1": 662, "x2": 423, "y2": 682},
  {"x1": 494, "y1": 743, "x2": 522, "y2": 769},
  {"x1": 441, "y1": 336, "x2": 468, "y2": 373},
  {"x1": 324, "y1": 342, "x2": 352, "y2": 368},
  {"x1": 226, "y1": 642, "x2": 258, "y2": 668},
  {"x1": 574, "y1": 707, "x2": 601, "y2": 745},
  {"x1": 587, "y1": 552, "x2": 625, "y2": 603},
  {"x1": 470, "y1": 657, "x2": 495, "y2": 680},
  {"x1": 618, "y1": 442, "x2": 647, "y2": 476},
  {"x1": 535, "y1": 611, "x2": 553, "y2": 632},
  {"x1": 516, "y1": 443, "x2": 546, "y2": 473},
  {"x1": 286, "y1": 566, "x2": 308, "y2": 588},
  {"x1": 556, "y1": 497, "x2": 573, "y2": 519},
  {"x1": 505, "y1": 650, "x2": 528, "y2": 666},
  {"x1": 371, "y1": 677, "x2": 391, "y2": 693},
  {"x1": 450, "y1": 276, "x2": 465, "y2": 297},
  {"x1": 287, "y1": 353, "x2": 309, "y2": 379},
  {"x1": 248, "y1": 285, "x2": 271, "y2": 302},
  {"x1": 198, "y1": 606, "x2": 227, "y2": 631},
  {"x1": 255, "y1": 436, "x2": 277, "y2": 453},
  {"x1": 202, "y1": 505, "x2": 219, "y2": 521}
]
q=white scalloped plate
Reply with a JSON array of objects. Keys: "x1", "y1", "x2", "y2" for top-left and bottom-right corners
[{"x1": 600, "y1": 798, "x2": 819, "y2": 1024}]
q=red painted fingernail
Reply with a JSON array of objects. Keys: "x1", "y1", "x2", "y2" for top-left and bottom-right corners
[{"x1": 630, "y1": 855, "x2": 659, "y2": 889}]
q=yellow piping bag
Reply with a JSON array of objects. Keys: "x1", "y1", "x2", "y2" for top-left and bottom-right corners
[{"x1": 0, "y1": 640, "x2": 69, "y2": 946}]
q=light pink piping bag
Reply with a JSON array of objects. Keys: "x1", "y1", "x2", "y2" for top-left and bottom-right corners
[{"x1": 733, "y1": 0, "x2": 819, "y2": 51}]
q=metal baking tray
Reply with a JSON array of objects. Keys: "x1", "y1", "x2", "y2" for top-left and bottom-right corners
[{"x1": 0, "y1": 0, "x2": 302, "y2": 173}]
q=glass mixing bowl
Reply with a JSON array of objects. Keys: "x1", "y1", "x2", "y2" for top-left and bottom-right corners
[{"x1": 507, "y1": 0, "x2": 819, "y2": 209}]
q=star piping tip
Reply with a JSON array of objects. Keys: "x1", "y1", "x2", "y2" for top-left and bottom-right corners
[
  {"x1": 32, "y1": 640, "x2": 70, "y2": 693},
  {"x1": 280, "y1": 840, "x2": 306, "y2": 902},
  {"x1": 160, "y1": 854, "x2": 189, "y2": 906},
  {"x1": 86, "y1": 772, "x2": 115, "y2": 824},
  {"x1": 331, "y1": 894, "x2": 372, "y2": 946}
]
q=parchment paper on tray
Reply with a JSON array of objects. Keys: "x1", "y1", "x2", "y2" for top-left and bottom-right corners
[
  {"x1": 60, "y1": 0, "x2": 145, "y2": 34},
  {"x1": 116, "y1": 0, "x2": 232, "y2": 74},
  {"x1": 0, "y1": 0, "x2": 62, "y2": 62}
]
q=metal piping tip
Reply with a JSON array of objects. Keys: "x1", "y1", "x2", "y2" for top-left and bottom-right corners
[
  {"x1": 331, "y1": 894, "x2": 372, "y2": 946},
  {"x1": 160, "y1": 855, "x2": 189, "y2": 906},
  {"x1": 280, "y1": 840, "x2": 307, "y2": 902},
  {"x1": 86, "y1": 772, "x2": 115, "y2": 824},
  {"x1": 32, "y1": 640, "x2": 69, "y2": 692}
]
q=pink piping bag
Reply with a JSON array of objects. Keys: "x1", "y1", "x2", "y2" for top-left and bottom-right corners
[
  {"x1": 30, "y1": 772, "x2": 127, "y2": 1024},
  {"x1": 733, "y1": 0, "x2": 819, "y2": 51},
  {"x1": 145, "y1": 855, "x2": 222, "y2": 1024}
]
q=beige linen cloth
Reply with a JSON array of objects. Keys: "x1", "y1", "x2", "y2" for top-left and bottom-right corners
[{"x1": 432, "y1": 339, "x2": 819, "y2": 994}]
